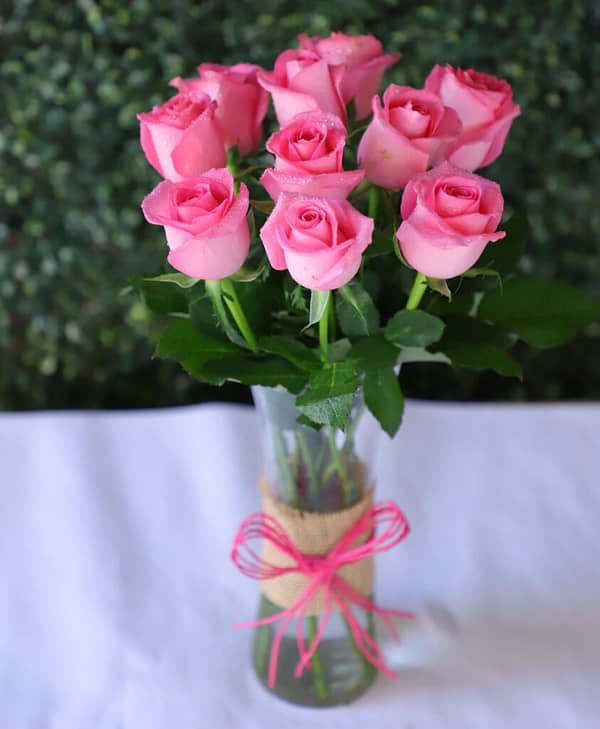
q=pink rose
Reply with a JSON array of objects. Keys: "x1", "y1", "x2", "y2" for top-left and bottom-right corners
[
  {"x1": 137, "y1": 91, "x2": 226, "y2": 182},
  {"x1": 260, "y1": 195, "x2": 373, "y2": 290},
  {"x1": 170, "y1": 63, "x2": 268, "y2": 155},
  {"x1": 299, "y1": 32, "x2": 400, "y2": 119},
  {"x1": 260, "y1": 111, "x2": 364, "y2": 199},
  {"x1": 424, "y1": 65, "x2": 520, "y2": 171},
  {"x1": 141, "y1": 168, "x2": 250, "y2": 280},
  {"x1": 396, "y1": 162, "x2": 505, "y2": 279},
  {"x1": 258, "y1": 49, "x2": 346, "y2": 127},
  {"x1": 357, "y1": 85, "x2": 462, "y2": 189}
]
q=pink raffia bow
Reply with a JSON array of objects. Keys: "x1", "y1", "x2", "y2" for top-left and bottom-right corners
[{"x1": 231, "y1": 500, "x2": 413, "y2": 688}]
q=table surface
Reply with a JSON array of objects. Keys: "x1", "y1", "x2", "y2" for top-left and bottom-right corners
[{"x1": 1, "y1": 400, "x2": 599, "y2": 729}]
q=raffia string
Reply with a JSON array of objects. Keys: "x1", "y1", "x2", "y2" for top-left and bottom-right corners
[
  {"x1": 231, "y1": 481, "x2": 413, "y2": 688},
  {"x1": 259, "y1": 476, "x2": 374, "y2": 615}
]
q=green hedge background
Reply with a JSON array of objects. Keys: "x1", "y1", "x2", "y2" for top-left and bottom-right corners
[{"x1": 2, "y1": 0, "x2": 599, "y2": 409}]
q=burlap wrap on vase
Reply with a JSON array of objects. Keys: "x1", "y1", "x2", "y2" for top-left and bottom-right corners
[{"x1": 260, "y1": 477, "x2": 374, "y2": 616}]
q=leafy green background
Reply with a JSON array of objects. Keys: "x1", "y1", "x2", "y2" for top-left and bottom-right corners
[{"x1": 2, "y1": 0, "x2": 599, "y2": 409}]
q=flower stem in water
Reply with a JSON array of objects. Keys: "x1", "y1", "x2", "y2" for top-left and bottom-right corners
[{"x1": 307, "y1": 615, "x2": 328, "y2": 702}]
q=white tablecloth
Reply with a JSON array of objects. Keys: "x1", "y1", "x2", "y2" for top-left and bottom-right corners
[{"x1": 1, "y1": 400, "x2": 599, "y2": 728}]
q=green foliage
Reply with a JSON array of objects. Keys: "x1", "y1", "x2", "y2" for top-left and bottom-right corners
[
  {"x1": 363, "y1": 367, "x2": 404, "y2": 436},
  {"x1": 384, "y1": 310, "x2": 445, "y2": 348},
  {"x1": 336, "y1": 283, "x2": 380, "y2": 337},
  {"x1": 259, "y1": 336, "x2": 321, "y2": 371},
  {"x1": 297, "y1": 361, "x2": 360, "y2": 430},
  {"x1": 308, "y1": 290, "x2": 331, "y2": 329},
  {"x1": 478, "y1": 277, "x2": 600, "y2": 348},
  {"x1": 2, "y1": 1, "x2": 599, "y2": 408},
  {"x1": 155, "y1": 318, "x2": 242, "y2": 380}
]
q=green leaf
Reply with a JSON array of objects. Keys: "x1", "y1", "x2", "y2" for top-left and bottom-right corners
[
  {"x1": 235, "y1": 276, "x2": 284, "y2": 338},
  {"x1": 364, "y1": 368, "x2": 404, "y2": 437},
  {"x1": 143, "y1": 272, "x2": 199, "y2": 288},
  {"x1": 204, "y1": 280, "x2": 247, "y2": 347},
  {"x1": 246, "y1": 206, "x2": 256, "y2": 238},
  {"x1": 284, "y1": 282, "x2": 308, "y2": 313},
  {"x1": 385, "y1": 310, "x2": 445, "y2": 348},
  {"x1": 296, "y1": 361, "x2": 360, "y2": 430},
  {"x1": 462, "y1": 267, "x2": 502, "y2": 283},
  {"x1": 260, "y1": 335, "x2": 320, "y2": 372},
  {"x1": 478, "y1": 277, "x2": 600, "y2": 347},
  {"x1": 306, "y1": 290, "x2": 330, "y2": 330},
  {"x1": 427, "y1": 291, "x2": 475, "y2": 318},
  {"x1": 440, "y1": 316, "x2": 513, "y2": 350},
  {"x1": 202, "y1": 356, "x2": 307, "y2": 392},
  {"x1": 364, "y1": 228, "x2": 394, "y2": 258},
  {"x1": 328, "y1": 338, "x2": 352, "y2": 362},
  {"x1": 230, "y1": 261, "x2": 266, "y2": 283},
  {"x1": 251, "y1": 199, "x2": 275, "y2": 214},
  {"x1": 188, "y1": 291, "x2": 221, "y2": 338},
  {"x1": 476, "y1": 212, "x2": 527, "y2": 275},
  {"x1": 336, "y1": 282, "x2": 380, "y2": 337},
  {"x1": 435, "y1": 317, "x2": 518, "y2": 376},
  {"x1": 130, "y1": 275, "x2": 189, "y2": 315},
  {"x1": 352, "y1": 335, "x2": 399, "y2": 371},
  {"x1": 156, "y1": 319, "x2": 241, "y2": 362},
  {"x1": 155, "y1": 319, "x2": 242, "y2": 384},
  {"x1": 427, "y1": 277, "x2": 452, "y2": 300},
  {"x1": 457, "y1": 266, "x2": 503, "y2": 294},
  {"x1": 442, "y1": 344, "x2": 523, "y2": 379},
  {"x1": 397, "y1": 347, "x2": 451, "y2": 365},
  {"x1": 296, "y1": 414, "x2": 321, "y2": 430}
]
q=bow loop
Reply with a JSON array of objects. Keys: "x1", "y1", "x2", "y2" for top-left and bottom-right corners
[{"x1": 231, "y1": 512, "x2": 304, "y2": 580}]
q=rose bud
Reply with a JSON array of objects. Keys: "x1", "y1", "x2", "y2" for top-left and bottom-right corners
[
  {"x1": 258, "y1": 49, "x2": 346, "y2": 127},
  {"x1": 299, "y1": 32, "x2": 400, "y2": 119},
  {"x1": 396, "y1": 162, "x2": 505, "y2": 279},
  {"x1": 170, "y1": 63, "x2": 268, "y2": 156},
  {"x1": 141, "y1": 168, "x2": 250, "y2": 280},
  {"x1": 260, "y1": 111, "x2": 364, "y2": 200},
  {"x1": 424, "y1": 65, "x2": 521, "y2": 171},
  {"x1": 357, "y1": 85, "x2": 462, "y2": 190},
  {"x1": 260, "y1": 194, "x2": 373, "y2": 290},
  {"x1": 137, "y1": 91, "x2": 226, "y2": 182}
]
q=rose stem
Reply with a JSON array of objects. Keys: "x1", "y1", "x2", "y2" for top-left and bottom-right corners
[
  {"x1": 326, "y1": 427, "x2": 352, "y2": 505},
  {"x1": 273, "y1": 423, "x2": 298, "y2": 507},
  {"x1": 307, "y1": 615, "x2": 328, "y2": 702},
  {"x1": 341, "y1": 611, "x2": 377, "y2": 681},
  {"x1": 255, "y1": 624, "x2": 270, "y2": 674},
  {"x1": 328, "y1": 292, "x2": 337, "y2": 340},
  {"x1": 368, "y1": 186, "x2": 379, "y2": 219},
  {"x1": 318, "y1": 293, "x2": 332, "y2": 363},
  {"x1": 405, "y1": 271, "x2": 428, "y2": 311},
  {"x1": 226, "y1": 148, "x2": 240, "y2": 194},
  {"x1": 296, "y1": 430, "x2": 319, "y2": 511},
  {"x1": 220, "y1": 277, "x2": 259, "y2": 352}
]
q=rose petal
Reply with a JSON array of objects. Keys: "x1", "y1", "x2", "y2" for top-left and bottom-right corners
[
  {"x1": 435, "y1": 182, "x2": 480, "y2": 217},
  {"x1": 171, "y1": 113, "x2": 226, "y2": 179},
  {"x1": 358, "y1": 98, "x2": 429, "y2": 189},
  {"x1": 167, "y1": 221, "x2": 250, "y2": 280},
  {"x1": 389, "y1": 104, "x2": 431, "y2": 138},
  {"x1": 344, "y1": 53, "x2": 401, "y2": 119},
  {"x1": 258, "y1": 71, "x2": 321, "y2": 127},
  {"x1": 289, "y1": 60, "x2": 346, "y2": 124},
  {"x1": 260, "y1": 168, "x2": 364, "y2": 201},
  {"x1": 139, "y1": 120, "x2": 185, "y2": 181},
  {"x1": 397, "y1": 217, "x2": 492, "y2": 279}
]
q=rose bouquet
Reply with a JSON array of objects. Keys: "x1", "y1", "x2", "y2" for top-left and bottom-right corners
[{"x1": 133, "y1": 32, "x2": 597, "y2": 706}]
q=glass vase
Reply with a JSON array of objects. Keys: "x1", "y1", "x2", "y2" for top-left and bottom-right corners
[{"x1": 250, "y1": 385, "x2": 382, "y2": 706}]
